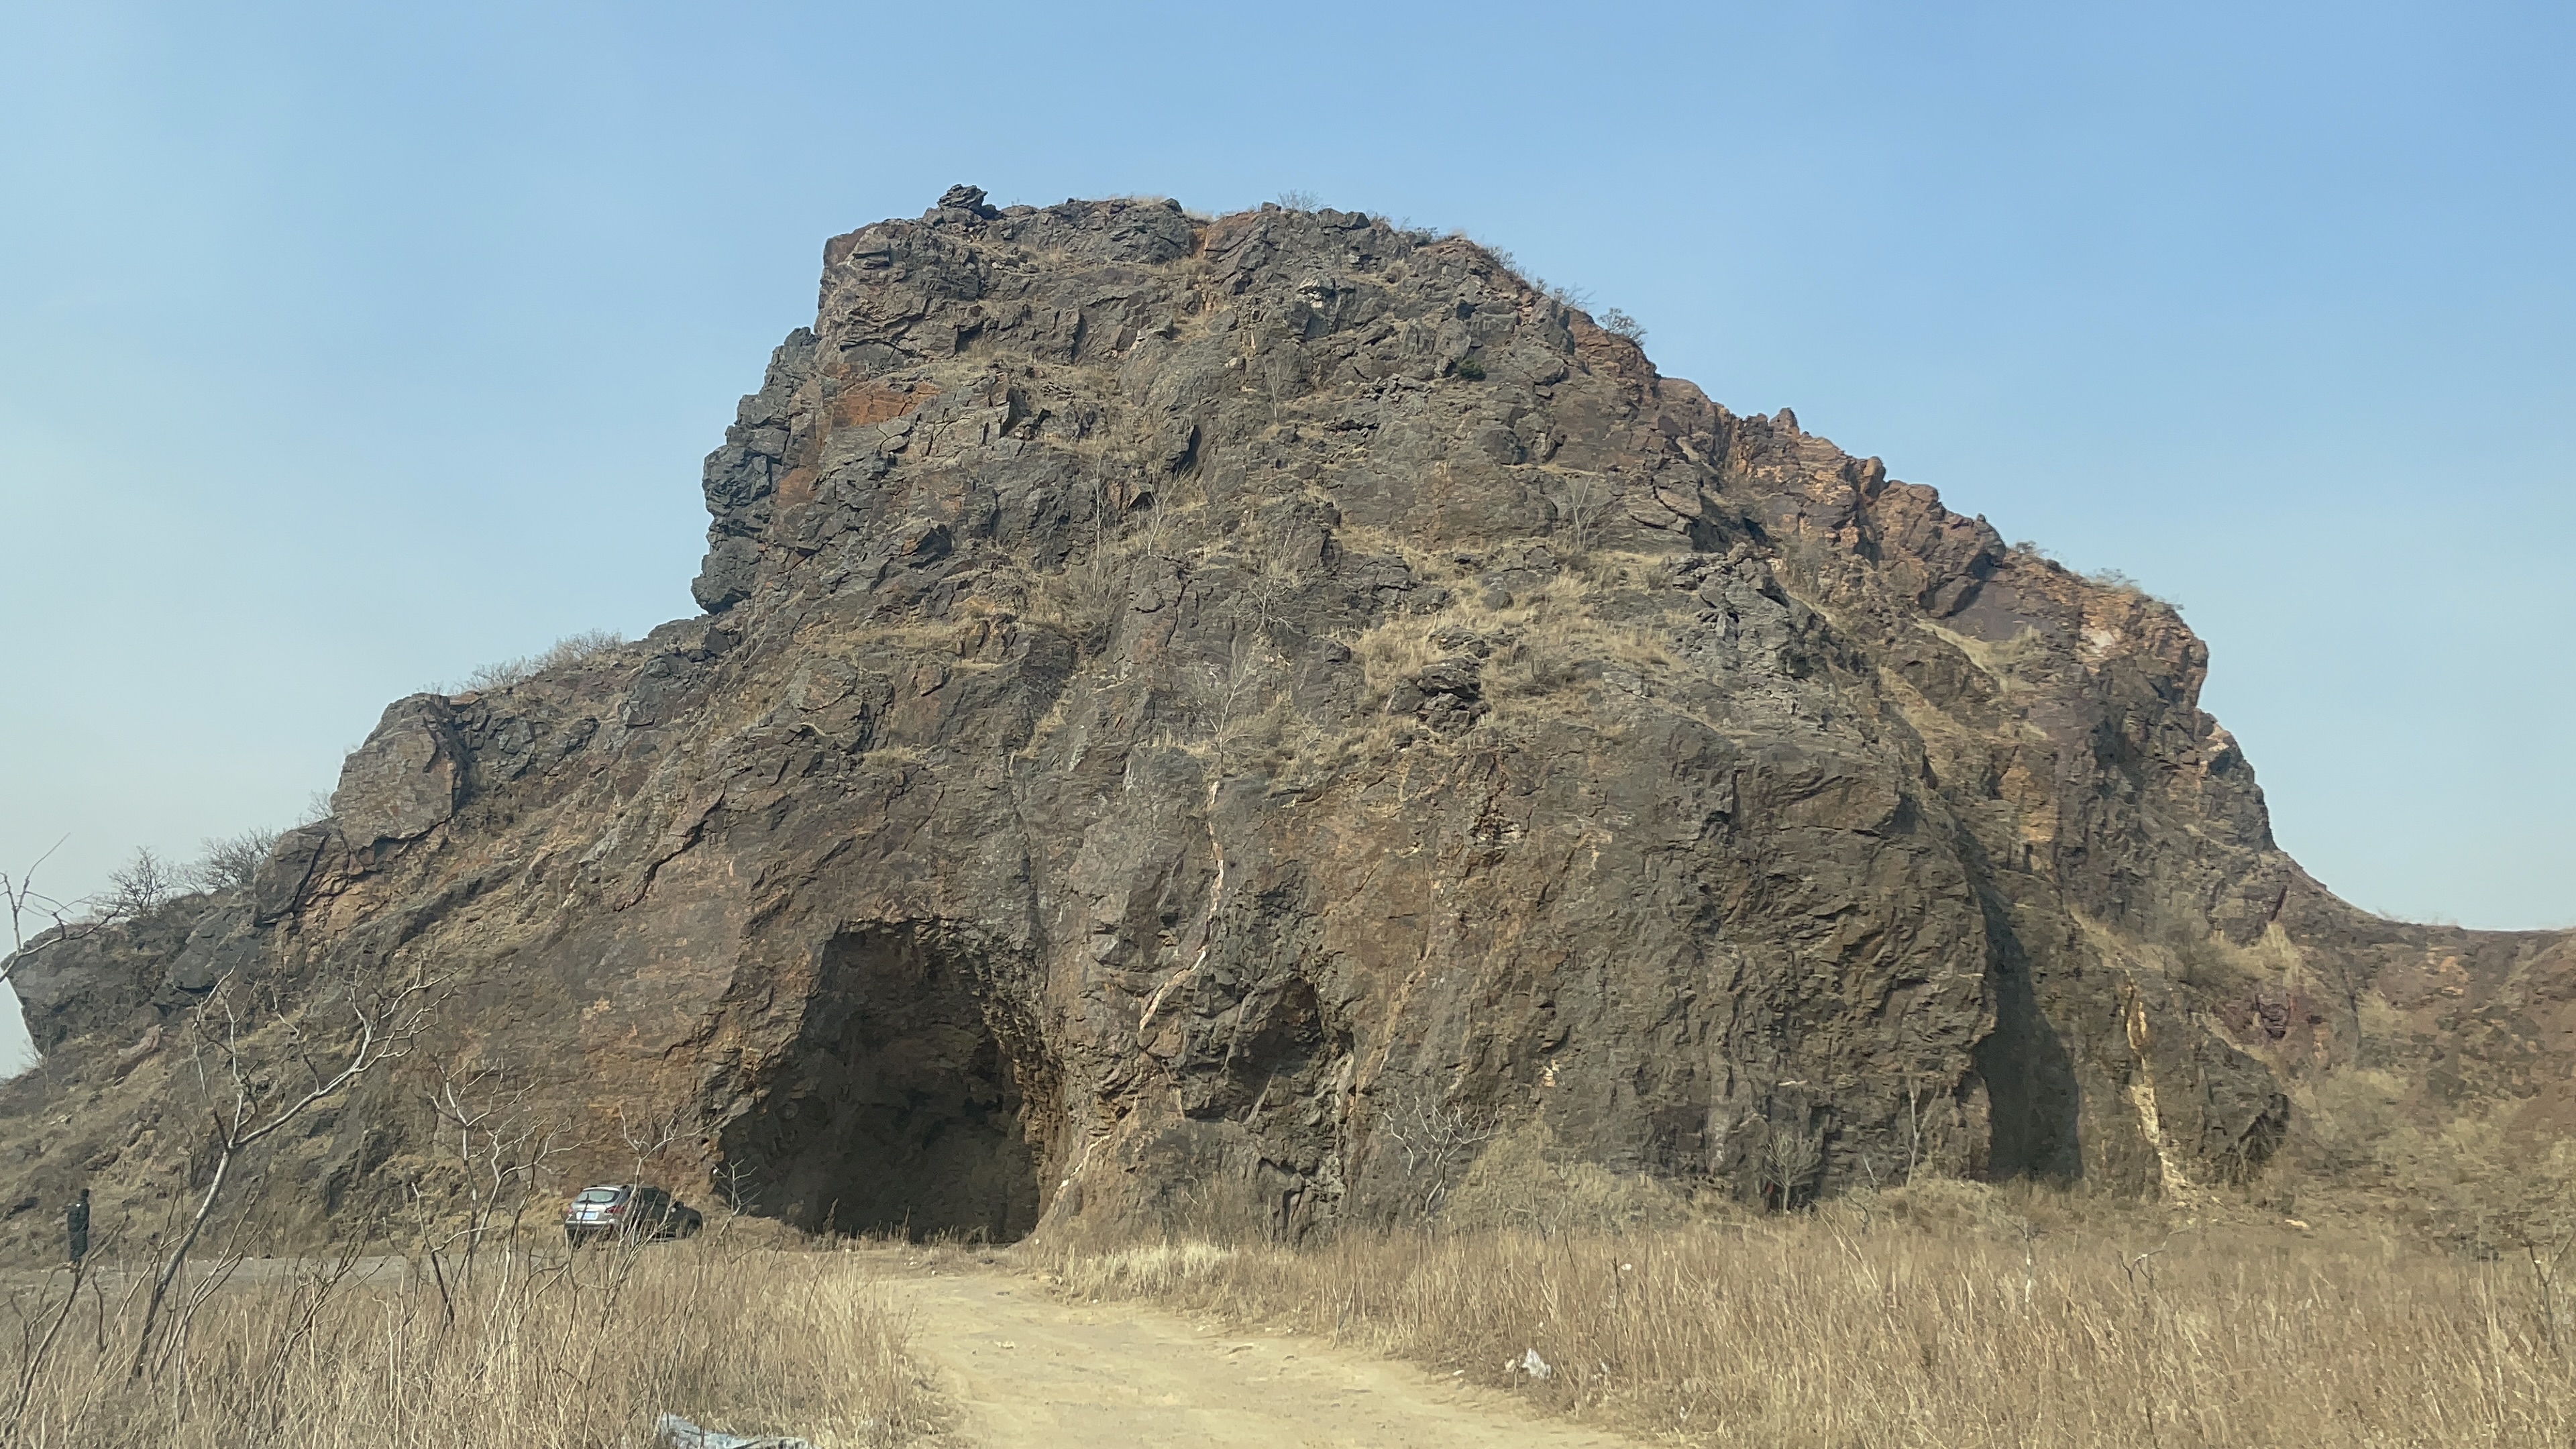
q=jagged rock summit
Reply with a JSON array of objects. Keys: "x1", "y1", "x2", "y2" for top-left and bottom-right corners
[{"x1": 8, "y1": 189, "x2": 2571, "y2": 1244}]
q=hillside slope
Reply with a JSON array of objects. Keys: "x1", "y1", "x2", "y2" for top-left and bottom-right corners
[{"x1": 7, "y1": 186, "x2": 2566, "y2": 1246}]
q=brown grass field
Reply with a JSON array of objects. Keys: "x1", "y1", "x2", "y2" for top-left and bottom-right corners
[
  {"x1": 0, "y1": 1228, "x2": 934, "y2": 1449},
  {"x1": 1043, "y1": 1179, "x2": 2576, "y2": 1448},
  {"x1": 10, "y1": 1177, "x2": 2576, "y2": 1446}
]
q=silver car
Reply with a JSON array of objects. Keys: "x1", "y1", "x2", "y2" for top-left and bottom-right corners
[{"x1": 563, "y1": 1183, "x2": 703, "y2": 1245}]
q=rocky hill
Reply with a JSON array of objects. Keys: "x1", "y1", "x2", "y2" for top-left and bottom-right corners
[{"x1": 7, "y1": 186, "x2": 2569, "y2": 1246}]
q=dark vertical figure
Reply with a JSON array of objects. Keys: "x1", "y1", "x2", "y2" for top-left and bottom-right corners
[{"x1": 65, "y1": 1187, "x2": 89, "y2": 1267}]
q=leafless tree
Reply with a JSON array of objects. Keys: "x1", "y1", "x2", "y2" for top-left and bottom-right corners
[
  {"x1": 1554, "y1": 472, "x2": 1613, "y2": 564},
  {"x1": 105, "y1": 848, "x2": 177, "y2": 917},
  {"x1": 130, "y1": 965, "x2": 433, "y2": 1377},
  {"x1": 413, "y1": 1063, "x2": 570, "y2": 1325},
  {"x1": 614, "y1": 1102, "x2": 688, "y2": 1185},
  {"x1": 1132, "y1": 490, "x2": 1183, "y2": 561},
  {"x1": 188, "y1": 828, "x2": 280, "y2": 894},
  {"x1": 1203, "y1": 639, "x2": 1275, "y2": 777}
]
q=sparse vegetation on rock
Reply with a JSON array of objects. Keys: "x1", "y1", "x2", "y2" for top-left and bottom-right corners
[
  {"x1": 187, "y1": 826, "x2": 279, "y2": 893},
  {"x1": 450, "y1": 627, "x2": 625, "y2": 693}
]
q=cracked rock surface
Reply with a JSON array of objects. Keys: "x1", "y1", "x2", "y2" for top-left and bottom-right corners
[{"x1": 7, "y1": 191, "x2": 2568, "y2": 1244}]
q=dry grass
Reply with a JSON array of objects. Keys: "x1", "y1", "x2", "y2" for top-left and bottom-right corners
[
  {"x1": 451, "y1": 629, "x2": 625, "y2": 694},
  {"x1": 1343, "y1": 570, "x2": 1676, "y2": 710},
  {"x1": 1041, "y1": 1179, "x2": 2576, "y2": 1447},
  {"x1": 1, "y1": 1231, "x2": 938, "y2": 1449}
]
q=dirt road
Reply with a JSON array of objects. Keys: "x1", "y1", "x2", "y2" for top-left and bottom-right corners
[{"x1": 897, "y1": 1269, "x2": 1631, "y2": 1449}]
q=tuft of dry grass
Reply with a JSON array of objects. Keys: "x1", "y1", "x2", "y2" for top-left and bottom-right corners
[
  {"x1": 1042, "y1": 1181, "x2": 2576, "y2": 1447},
  {"x1": 1, "y1": 1232, "x2": 937, "y2": 1449},
  {"x1": 1341, "y1": 569, "x2": 1678, "y2": 711},
  {"x1": 450, "y1": 629, "x2": 625, "y2": 694}
]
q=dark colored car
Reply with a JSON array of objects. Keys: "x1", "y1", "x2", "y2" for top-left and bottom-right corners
[{"x1": 563, "y1": 1183, "x2": 703, "y2": 1245}]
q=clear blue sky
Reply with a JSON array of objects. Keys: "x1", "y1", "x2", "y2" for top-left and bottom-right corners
[{"x1": 5, "y1": 1, "x2": 2571, "y2": 1068}]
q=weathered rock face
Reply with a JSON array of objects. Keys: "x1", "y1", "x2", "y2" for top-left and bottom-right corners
[{"x1": 7, "y1": 188, "x2": 2569, "y2": 1245}]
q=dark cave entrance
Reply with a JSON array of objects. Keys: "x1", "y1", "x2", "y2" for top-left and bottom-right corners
[{"x1": 718, "y1": 928, "x2": 1054, "y2": 1240}]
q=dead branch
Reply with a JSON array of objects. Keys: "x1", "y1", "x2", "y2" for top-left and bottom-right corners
[
  {"x1": 1, "y1": 841, "x2": 127, "y2": 990},
  {"x1": 128, "y1": 966, "x2": 433, "y2": 1378}
]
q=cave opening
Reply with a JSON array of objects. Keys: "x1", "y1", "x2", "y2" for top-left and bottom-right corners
[{"x1": 718, "y1": 927, "x2": 1053, "y2": 1240}]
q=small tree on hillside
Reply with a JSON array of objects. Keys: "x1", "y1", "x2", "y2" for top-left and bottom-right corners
[
  {"x1": 190, "y1": 828, "x2": 280, "y2": 893},
  {"x1": 1755, "y1": 1118, "x2": 1826, "y2": 1211},
  {"x1": 1554, "y1": 472, "x2": 1613, "y2": 565},
  {"x1": 105, "y1": 848, "x2": 176, "y2": 916}
]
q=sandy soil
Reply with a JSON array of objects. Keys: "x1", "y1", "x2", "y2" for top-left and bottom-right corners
[{"x1": 897, "y1": 1267, "x2": 1631, "y2": 1449}]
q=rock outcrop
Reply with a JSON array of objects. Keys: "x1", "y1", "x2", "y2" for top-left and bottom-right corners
[{"x1": 7, "y1": 190, "x2": 2569, "y2": 1246}]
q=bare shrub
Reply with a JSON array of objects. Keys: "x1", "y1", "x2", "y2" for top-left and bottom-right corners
[
  {"x1": 1437, "y1": 235, "x2": 1599, "y2": 311},
  {"x1": 455, "y1": 629, "x2": 625, "y2": 692},
  {"x1": 1275, "y1": 189, "x2": 1320, "y2": 210},
  {"x1": 410, "y1": 1061, "x2": 571, "y2": 1320},
  {"x1": 104, "y1": 848, "x2": 176, "y2": 916},
  {"x1": 130, "y1": 965, "x2": 434, "y2": 1376},
  {"x1": 1752, "y1": 1118, "x2": 1826, "y2": 1210},
  {"x1": 460, "y1": 659, "x2": 535, "y2": 692},
  {"x1": 1221, "y1": 517, "x2": 1304, "y2": 646},
  {"x1": 1199, "y1": 638, "x2": 1280, "y2": 776},
  {"x1": 189, "y1": 828, "x2": 279, "y2": 893},
  {"x1": 1596, "y1": 307, "x2": 1646, "y2": 343},
  {"x1": 1550, "y1": 473, "x2": 1613, "y2": 562},
  {"x1": 2083, "y1": 566, "x2": 2176, "y2": 607},
  {"x1": 1375, "y1": 1094, "x2": 1497, "y2": 1216}
]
